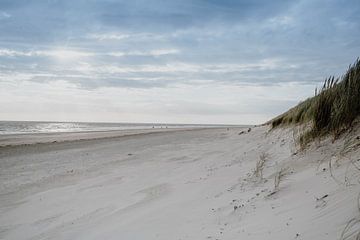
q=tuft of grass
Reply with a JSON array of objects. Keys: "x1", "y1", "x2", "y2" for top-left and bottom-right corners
[
  {"x1": 270, "y1": 58, "x2": 360, "y2": 144},
  {"x1": 274, "y1": 168, "x2": 287, "y2": 191},
  {"x1": 267, "y1": 167, "x2": 288, "y2": 196},
  {"x1": 253, "y1": 153, "x2": 268, "y2": 179}
]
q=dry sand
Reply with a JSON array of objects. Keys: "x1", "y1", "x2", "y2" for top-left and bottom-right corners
[{"x1": 0, "y1": 126, "x2": 359, "y2": 240}]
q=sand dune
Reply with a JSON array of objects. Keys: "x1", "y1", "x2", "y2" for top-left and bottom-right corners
[{"x1": 0, "y1": 126, "x2": 359, "y2": 239}]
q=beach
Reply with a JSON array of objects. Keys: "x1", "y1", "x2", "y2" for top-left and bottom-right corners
[{"x1": 0, "y1": 126, "x2": 359, "y2": 240}]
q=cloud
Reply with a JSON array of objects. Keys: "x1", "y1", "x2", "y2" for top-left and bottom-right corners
[
  {"x1": 0, "y1": 11, "x2": 11, "y2": 20},
  {"x1": 108, "y1": 49, "x2": 180, "y2": 57},
  {"x1": 0, "y1": 49, "x2": 32, "y2": 57},
  {"x1": 267, "y1": 15, "x2": 294, "y2": 28},
  {"x1": 88, "y1": 32, "x2": 165, "y2": 41},
  {"x1": 0, "y1": 48, "x2": 93, "y2": 58},
  {"x1": 0, "y1": 57, "x2": 305, "y2": 91},
  {"x1": 0, "y1": 48, "x2": 179, "y2": 59},
  {"x1": 76, "y1": 58, "x2": 289, "y2": 75},
  {"x1": 88, "y1": 33, "x2": 131, "y2": 41}
]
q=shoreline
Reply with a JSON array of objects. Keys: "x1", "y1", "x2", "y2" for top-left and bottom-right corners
[{"x1": 0, "y1": 127, "x2": 238, "y2": 148}]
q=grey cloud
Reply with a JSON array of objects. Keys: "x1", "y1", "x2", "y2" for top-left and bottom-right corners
[{"x1": 0, "y1": 0, "x2": 359, "y2": 91}]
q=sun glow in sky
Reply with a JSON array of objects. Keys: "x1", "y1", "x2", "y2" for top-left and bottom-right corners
[{"x1": 0, "y1": 0, "x2": 359, "y2": 124}]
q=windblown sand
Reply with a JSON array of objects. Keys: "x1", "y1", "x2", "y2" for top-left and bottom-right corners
[{"x1": 0, "y1": 126, "x2": 359, "y2": 240}]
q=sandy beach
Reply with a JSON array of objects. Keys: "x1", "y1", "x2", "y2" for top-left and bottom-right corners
[{"x1": 0, "y1": 126, "x2": 359, "y2": 240}]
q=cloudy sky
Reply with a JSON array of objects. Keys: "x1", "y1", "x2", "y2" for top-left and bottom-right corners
[{"x1": 0, "y1": 0, "x2": 359, "y2": 124}]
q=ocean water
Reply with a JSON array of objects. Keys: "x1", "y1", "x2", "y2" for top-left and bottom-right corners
[{"x1": 0, "y1": 121, "x2": 235, "y2": 135}]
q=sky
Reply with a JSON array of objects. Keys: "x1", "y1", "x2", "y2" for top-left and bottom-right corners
[{"x1": 0, "y1": 0, "x2": 359, "y2": 124}]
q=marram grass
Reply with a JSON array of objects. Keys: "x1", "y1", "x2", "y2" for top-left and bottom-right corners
[{"x1": 271, "y1": 59, "x2": 360, "y2": 145}]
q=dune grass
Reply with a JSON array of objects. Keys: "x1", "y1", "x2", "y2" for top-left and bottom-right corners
[
  {"x1": 271, "y1": 59, "x2": 360, "y2": 145},
  {"x1": 253, "y1": 152, "x2": 268, "y2": 180}
]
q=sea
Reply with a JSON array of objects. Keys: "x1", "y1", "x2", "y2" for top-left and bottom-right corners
[{"x1": 0, "y1": 121, "x2": 240, "y2": 135}]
